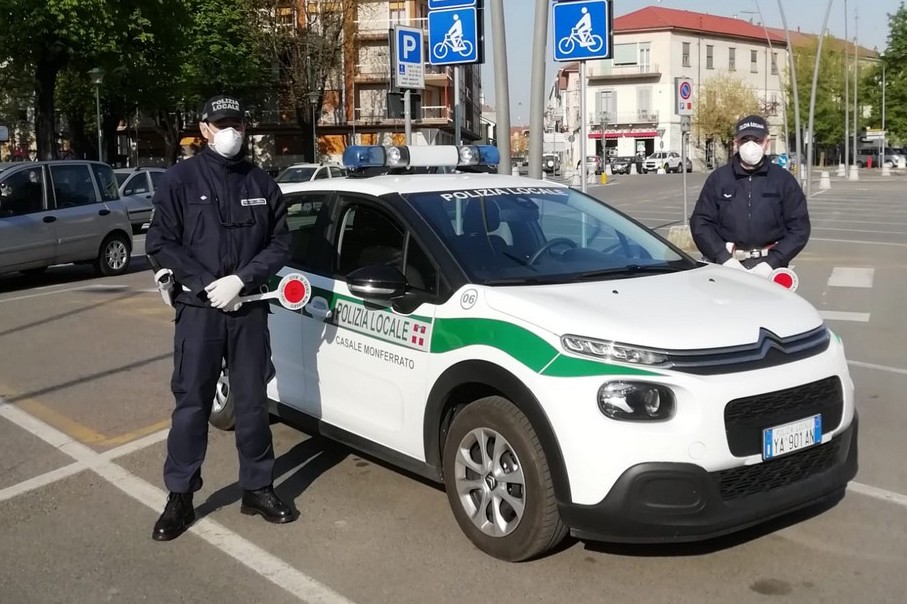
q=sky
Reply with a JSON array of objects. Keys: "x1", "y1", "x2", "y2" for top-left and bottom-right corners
[{"x1": 480, "y1": 0, "x2": 899, "y2": 123}]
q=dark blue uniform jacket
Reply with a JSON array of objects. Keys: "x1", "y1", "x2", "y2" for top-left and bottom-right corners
[
  {"x1": 690, "y1": 155, "x2": 810, "y2": 268},
  {"x1": 145, "y1": 148, "x2": 290, "y2": 307}
]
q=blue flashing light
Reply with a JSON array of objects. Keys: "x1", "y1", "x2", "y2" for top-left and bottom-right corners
[
  {"x1": 342, "y1": 146, "x2": 386, "y2": 169},
  {"x1": 342, "y1": 144, "x2": 501, "y2": 171}
]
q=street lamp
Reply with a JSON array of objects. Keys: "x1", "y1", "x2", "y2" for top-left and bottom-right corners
[
  {"x1": 308, "y1": 91, "x2": 319, "y2": 162},
  {"x1": 88, "y1": 68, "x2": 103, "y2": 162}
]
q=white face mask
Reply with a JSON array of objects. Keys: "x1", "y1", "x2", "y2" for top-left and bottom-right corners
[
  {"x1": 739, "y1": 140, "x2": 765, "y2": 166},
  {"x1": 209, "y1": 126, "x2": 244, "y2": 158}
]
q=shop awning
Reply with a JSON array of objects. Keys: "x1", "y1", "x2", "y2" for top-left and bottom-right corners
[{"x1": 589, "y1": 130, "x2": 658, "y2": 140}]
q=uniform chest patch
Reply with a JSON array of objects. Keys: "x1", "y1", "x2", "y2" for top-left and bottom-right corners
[{"x1": 241, "y1": 198, "x2": 267, "y2": 206}]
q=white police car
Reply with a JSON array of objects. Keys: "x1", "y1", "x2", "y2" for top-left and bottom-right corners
[{"x1": 211, "y1": 145, "x2": 857, "y2": 561}]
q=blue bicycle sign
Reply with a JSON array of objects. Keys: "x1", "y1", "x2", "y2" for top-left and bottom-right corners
[
  {"x1": 433, "y1": 14, "x2": 474, "y2": 59},
  {"x1": 553, "y1": 0, "x2": 611, "y2": 62}
]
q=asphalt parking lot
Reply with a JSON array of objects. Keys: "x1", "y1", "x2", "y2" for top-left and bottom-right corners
[{"x1": 1, "y1": 169, "x2": 905, "y2": 603}]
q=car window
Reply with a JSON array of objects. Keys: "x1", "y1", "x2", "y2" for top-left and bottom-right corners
[
  {"x1": 92, "y1": 164, "x2": 119, "y2": 202},
  {"x1": 122, "y1": 173, "x2": 149, "y2": 196},
  {"x1": 276, "y1": 167, "x2": 317, "y2": 183},
  {"x1": 0, "y1": 167, "x2": 45, "y2": 217},
  {"x1": 336, "y1": 201, "x2": 438, "y2": 294},
  {"x1": 50, "y1": 164, "x2": 98, "y2": 207},
  {"x1": 329, "y1": 167, "x2": 346, "y2": 178},
  {"x1": 285, "y1": 191, "x2": 329, "y2": 269},
  {"x1": 149, "y1": 171, "x2": 164, "y2": 189},
  {"x1": 313, "y1": 167, "x2": 330, "y2": 180},
  {"x1": 406, "y1": 187, "x2": 692, "y2": 284}
]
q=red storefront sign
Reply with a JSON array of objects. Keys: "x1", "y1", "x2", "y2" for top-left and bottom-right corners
[{"x1": 589, "y1": 130, "x2": 658, "y2": 139}]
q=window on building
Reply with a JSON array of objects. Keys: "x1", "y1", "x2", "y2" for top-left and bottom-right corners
[
  {"x1": 706, "y1": 45, "x2": 714, "y2": 69},
  {"x1": 682, "y1": 42, "x2": 691, "y2": 67},
  {"x1": 751, "y1": 50, "x2": 759, "y2": 73},
  {"x1": 389, "y1": 0, "x2": 405, "y2": 25},
  {"x1": 772, "y1": 52, "x2": 779, "y2": 75},
  {"x1": 729, "y1": 47, "x2": 736, "y2": 71},
  {"x1": 639, "y1": 43, "x2": 651, "y2": 71},
  {"x1": 612, "y1": 43, "x2": 637, "y2": 66}
]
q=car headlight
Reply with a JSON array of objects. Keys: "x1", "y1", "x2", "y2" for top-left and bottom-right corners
[
  {"x1": 561, "y1": 334, "x2": 667, "y2": 366},
  {"x1": 598, "y1": 382, "x2": 675, "y2": 421}
]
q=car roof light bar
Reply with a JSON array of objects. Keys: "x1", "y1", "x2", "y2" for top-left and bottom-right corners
[{"x1": 342, "y1": 145, "x2": 501, "y2": 173}]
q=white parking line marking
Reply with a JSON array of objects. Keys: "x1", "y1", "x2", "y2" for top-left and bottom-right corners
[
  {"x1": 810, "y1": 237, "x2": 907, "y2": 248},
  {"x1": 0, "y1": 402, "x2": 355, "y2": 604},
  {"x1": 818, "y1": 311, "x2": 871, "y2": 322},
  {"x1": 847, "y1": 360, "x2": 907, "y2": 376},
  {"x1": 847, "y1": 482, "x2": 907, "y2": 508},
  {"x1": 0, "y1": 460, "x2": 88, "y2": 503},
  {"x1": 828, "y1": 267, "x2": 875, "y2": 288},
  {"x1": 0, "y1": 285, "x2": 92, "y2": 304}
]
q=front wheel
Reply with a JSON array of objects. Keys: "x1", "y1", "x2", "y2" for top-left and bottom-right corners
[
  {"x1": 557, "y1": 35, "x2": 576, "y2": 56},
  {"x1": 442, "y1": 396, "x2": 567, "y2": 561},
  {"x1": 94, "y1": 233, "x2": 131, "y2": 276},
  {"x1": 433, "y1": 41, "x2": 449, "y2": 59}
]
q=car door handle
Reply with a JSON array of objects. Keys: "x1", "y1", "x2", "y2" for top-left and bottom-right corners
[
  {"x1": 98, "y1": 209, "x2": 110, "y2": 216},
  {"x1": 43, "y1": 215, "x2": 56, "y2": 223},
  {"x1": 306, "y1": 301, "x2": 332, "y2": 321}
]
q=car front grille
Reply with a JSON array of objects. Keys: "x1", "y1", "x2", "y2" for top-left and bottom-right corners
[
  {"x1": 715, "y1": 438, "x2": 841, "y2": 501},
  {"x1": 724, "y1": 376, "x2": 843, "y2": 457}
]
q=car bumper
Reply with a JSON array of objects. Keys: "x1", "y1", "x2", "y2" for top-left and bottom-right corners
[{"x1": 558, "y1": 414, "x2": 858, "y2": 543}]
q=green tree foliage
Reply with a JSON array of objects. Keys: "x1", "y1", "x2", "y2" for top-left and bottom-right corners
[
  {"x1": 863, "y1": 2, "x2": 907, "y2": 143},
  {"x1": 694, "y1": 74, "x2": 760, "y2": 147},
  {"x1": 786, "y1": 35, "x2": 852, "y2": 154}
]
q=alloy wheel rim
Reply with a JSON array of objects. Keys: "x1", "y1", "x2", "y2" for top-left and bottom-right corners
[
  {"x1": 213, "y1": 370, "x2": 229, "y2": 414},
  {"x1": 454, "y1": 427, "x2": 526, "y2": 537},
  {"x1": 106, "y1": 241, "x2": 128, "y2": 270}
]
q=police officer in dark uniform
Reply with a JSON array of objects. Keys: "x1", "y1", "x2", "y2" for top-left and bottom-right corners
[
  {"x1": 691, "y1": 114, "x2": 810, "y2": 277},
  {"x1": 146, "y1": 95, "x2": 294, "y2": 541}
]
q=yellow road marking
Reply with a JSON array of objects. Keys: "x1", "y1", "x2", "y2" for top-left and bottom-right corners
[{"x1": 7, "y1": 394, "x2": 170, "y2": 448}]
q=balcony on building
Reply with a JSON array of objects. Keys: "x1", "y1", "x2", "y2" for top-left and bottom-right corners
[{"x1": 587, "y1": 62, "x2": 661, "y2": 82}]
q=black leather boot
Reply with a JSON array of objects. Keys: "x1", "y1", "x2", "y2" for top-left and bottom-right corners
[
  {"x1": 152, "y1": 492, "x2": 195, "y2": 541},
  {"x1": 240, "y1": 486, "x2": 298, "y2": 524}
]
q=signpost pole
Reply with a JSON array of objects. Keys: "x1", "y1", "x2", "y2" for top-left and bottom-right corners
[
  {"x1": 404, "y1": 89, "x2": 412, "y2": 144},
  {"x1": 580, "y1": 61, "x2": 587, "y2": 193},
  {"x1": 454, "y1": 66, "x2": 461, "y2": 144}
]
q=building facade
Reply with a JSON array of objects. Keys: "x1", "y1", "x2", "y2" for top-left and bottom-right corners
[{"x1": 550, "y1": 7, "x2": 791, "y2": 171}]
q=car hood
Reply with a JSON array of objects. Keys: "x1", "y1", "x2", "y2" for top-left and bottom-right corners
[{"x1": 483, "y1": 264, "x2": 823, "y2": 350}]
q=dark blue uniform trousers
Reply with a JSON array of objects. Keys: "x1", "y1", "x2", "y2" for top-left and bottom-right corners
[{"x1": 164, "y1": 303, "x2": 274, "y2": 493}]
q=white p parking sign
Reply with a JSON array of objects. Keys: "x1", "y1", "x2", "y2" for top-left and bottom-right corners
[{"x1": 395, "y1": 25, "x2": 424, "y2": 89}]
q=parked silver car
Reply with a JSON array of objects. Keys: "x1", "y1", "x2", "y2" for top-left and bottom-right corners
[
  {"x1": 0, "y1": 161, "x2": 133, "y2": 277},
  {"x1": 114, "y1": 166, "x2": 166, "y2": 231}
]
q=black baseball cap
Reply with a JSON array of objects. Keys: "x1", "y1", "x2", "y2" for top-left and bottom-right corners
[
  {"x1": 735, "y1": 115, "x2": 768, "y2": 140},
  {"x1": 201, "y1": 95, "x2": 244, "y2": 123}
]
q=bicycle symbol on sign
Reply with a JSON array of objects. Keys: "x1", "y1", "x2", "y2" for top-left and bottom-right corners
[
  {"x1": 433, "y1": 14, "x2": 474, "y2": 59},
  {"x1": 557, "y1": 7, "x2": 604, "y2": 55}
]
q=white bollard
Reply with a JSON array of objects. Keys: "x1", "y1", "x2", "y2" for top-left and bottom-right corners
[
  {"x1": 836, "y1": 163, "x2": 846, "y2": 178},
  {"x1": 630, "y1": 163, "x2": 638, "y2": 175},
  {"x1": 848, "y1": 165, "x2": 860, "y2": 181},
  {"x1": 571, "y1": 171, "x2": 581, "y2": 187},
  {"x1": 605, "y1": 164, "x2": 612, "y2": 176},
  {"x1": 542, "y1": 171, "x2": 547, "y2": 181},
  {"x1": 819, "y1": 171, "x2": 831, "y2": 190},
  {"x1": 511, "y1": 166, "x2": 520, "y2": 176},
  {"x1": 656, "y1": 165, "x2": 666, "y2": 174},
  {"x1": 882, "y1": 163, "x2": 891, "y2": 176}
]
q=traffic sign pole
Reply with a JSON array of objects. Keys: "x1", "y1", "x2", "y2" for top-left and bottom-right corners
[
  {"x1": 454, "y1": 66, "x2": 461, "y2": 144},
  {"x1": 580, "y1": 61, "x2": 587, "y2": 192},
  {"x1": 404, "y1": 89, "x2": 412, "y2": 144}
]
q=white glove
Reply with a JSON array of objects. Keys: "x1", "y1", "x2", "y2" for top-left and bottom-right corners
[
  {"x1": 205, "y1": 275, "x2": 244, "y2": 309},
  {"x1": 722, "y1": 257, "x2": 746, "y2": 271},
  {"x1": 748, "y1": 262, "x2": 774, "y2": 278},
  {"x1": 226, "y1": 300, "x2": 243, "y2": 313}
]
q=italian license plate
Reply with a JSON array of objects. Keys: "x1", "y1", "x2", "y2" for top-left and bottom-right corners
[{"x1": 762, "y1": 415, "x2": 822, "y2": 460}]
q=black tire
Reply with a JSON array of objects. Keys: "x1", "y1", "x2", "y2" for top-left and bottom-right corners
[
  {"x1": 94, "y1": 233, "x2": 131, "y2": 276},
  {"x1": 442, "y1": 396, "x2": 567, "y2": 561},
  {"x1": 209, "y1": 361, "x2": 236, "y2": 431}
]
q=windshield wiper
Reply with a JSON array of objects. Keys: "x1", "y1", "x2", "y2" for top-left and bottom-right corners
[
  {"x1": 576, "y1": 264, "x2": 687, "y2": 280},
  {"x1": 481, "y1": 275, "x2": 569, "y2": 286}
]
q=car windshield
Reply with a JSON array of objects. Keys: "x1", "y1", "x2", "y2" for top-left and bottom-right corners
[
  {"x1": 276, "y1": 167, "x2": 317, "y2": 183},
  {"x1": 403, "y1": 186, "x2": 695, "y2": 285}
]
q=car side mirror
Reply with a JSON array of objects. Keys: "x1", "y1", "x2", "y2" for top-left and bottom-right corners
[{"x1": 347, "y1": 265, "x2": 407, "y2": 301}]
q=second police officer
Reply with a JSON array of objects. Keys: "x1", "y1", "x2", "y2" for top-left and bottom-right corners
[
  {"x1": 145, "y1": 94, "x2": 295, "y2": 541},
  {"x1": 691, "y1": 114, "x2": 810, "y2": 276}
]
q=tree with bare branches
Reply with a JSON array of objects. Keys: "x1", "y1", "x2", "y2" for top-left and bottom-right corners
[{"x1": 694, "y1": 74, "x2": 760, "y2": 152}]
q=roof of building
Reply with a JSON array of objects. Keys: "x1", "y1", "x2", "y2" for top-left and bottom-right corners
[
  {"x1": 614, "y1": 6, "x2": 788, "y2": 45},
  {"x1": 764, "y1": 27, "x2": 879, "y2": 58}
]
